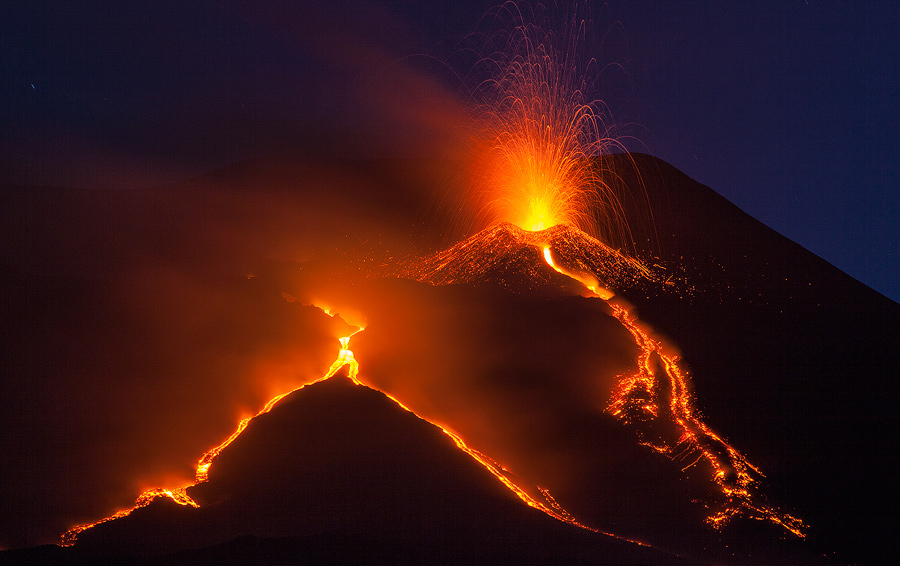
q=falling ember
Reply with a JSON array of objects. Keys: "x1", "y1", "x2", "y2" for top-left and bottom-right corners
[{"x1": 467, "y1": 8, "x2": 632, "y2": 245}]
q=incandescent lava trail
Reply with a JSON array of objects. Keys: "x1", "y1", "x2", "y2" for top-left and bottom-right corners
[
  {"x1": 61, "y1": 309, "x2": 364, "y2": 546},
  {"x1": 540, "y1": 238, "x2": 806, "y2": 537},
  {"x1": 448, "y1": 7, "x2": 805, "y2": 537},
  {"x1": 60, "y1": 225, "x2": 805, "y2": 549},
  {"x1": 61, "y1": 299, "x2": 603, "y2": 546}
]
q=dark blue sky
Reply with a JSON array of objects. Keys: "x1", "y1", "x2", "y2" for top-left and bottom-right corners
[{"x1": 2, "y1": 1, "x2": 898, "y2": 302}]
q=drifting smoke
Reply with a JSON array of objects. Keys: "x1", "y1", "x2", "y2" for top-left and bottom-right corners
[
  {"x1": 0, "y1": 158, "x2": 419, "y2": 547},
  {"x1": 1, "y1": 1, "x2": 646, "y2": 550},
  {"x1": 2, "y1": 0, "x2": 526, "y2": 548}
]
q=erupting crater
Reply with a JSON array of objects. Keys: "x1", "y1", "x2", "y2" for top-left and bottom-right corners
[{"x1": 400, "y1": 221, "x2": 806, "y2": 539}]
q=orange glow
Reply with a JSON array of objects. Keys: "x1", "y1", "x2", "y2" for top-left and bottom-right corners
[
  {"x1": 193, "y1": 328, "x2": 363, "y2": 485},
  {"x1": 368, "y1": 377, "x2": 652, "y2": 548},
  {"x1": 372, "y1": 375, "x2": 593, "y2": 531},
  {"x1": 61, "y1": 487, "x2": 198, "y2": 546},
  {"x1": 61, "y1": 223, "x2": 805, "y2": 548},
  {"x1": 408, "y1": 222, "x2": 658, "y2": 294},
  {"x1": 60, "y1": 309, "x2": 613, "y2": 547},
  {"x1": 61, "y1": 308, "x2": 361, "y2": 547}
]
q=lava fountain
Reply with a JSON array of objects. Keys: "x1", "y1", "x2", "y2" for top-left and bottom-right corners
[{"x1": 467, "y1": 4, "x2": 633, "y2": 245}]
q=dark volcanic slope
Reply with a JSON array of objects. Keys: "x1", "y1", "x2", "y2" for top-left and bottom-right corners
[
  {"x1": 384, "y1": 153, "x2": 898, "y2": 565},
  {"x1": 369, "y1": 225, "x2": 829, "y2": 565},
  {"x1": 62, "y1": 372, "x2": 689, "y2": 566},
  {"x1": 597, "y1": 153, "x2": 900, "y2": 565}
]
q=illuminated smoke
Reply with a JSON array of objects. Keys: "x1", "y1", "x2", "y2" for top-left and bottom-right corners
[
  {"x1": 61, "y1": 303, "x2": 606, "y2": 546},
  {"x1": 60, "y1": 305, "x2": 364, "y2": 546}
]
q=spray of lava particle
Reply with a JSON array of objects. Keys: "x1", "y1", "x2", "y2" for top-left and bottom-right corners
[
  {"x1": 450, "y1": 9, "x2": 804, "y2": 536},
  {"x1": 466, "y1": 5, "x2": 633, "y2": 246}
]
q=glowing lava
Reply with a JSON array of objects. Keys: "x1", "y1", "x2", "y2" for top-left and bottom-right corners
[
  {"x1": 61, "y1": 225, "x2": 806, "y2": 550},
  {"x1": 59, "y1": 487, "x2": 199, "y2": 545},
  {"x1": 405, "y1": 220, "x2": 805, "y2": 538},
  {"x1": 541, "y1": 246, "x2": 806, "y2": 537},
  {"x1": 61, "y1": 315, "x2": 362, "y2": 546},
  {"x1": 542, "y1": 245, "x2": 613, "y2": 299},
  {"x1": 61, "y1": 306, "x2": 608, "y2": 546}
]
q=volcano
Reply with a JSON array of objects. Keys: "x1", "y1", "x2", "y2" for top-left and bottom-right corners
[{"x1": 1, "y1": 154, "x2": 896, "y2": 565}]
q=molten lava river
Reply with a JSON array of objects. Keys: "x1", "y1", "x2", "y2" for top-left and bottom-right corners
[{"x1": 62, "y1": 222, "x2": 805, "y2": 552}]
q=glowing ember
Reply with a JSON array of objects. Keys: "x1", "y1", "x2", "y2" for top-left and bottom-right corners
[{"x1": 407, "y1": 222, "x2": 658, "y2": 292}]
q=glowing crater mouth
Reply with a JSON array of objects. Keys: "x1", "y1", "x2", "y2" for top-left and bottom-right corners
[{"x1": 522, "y1": 197, "x2": 556, "y2": 232}]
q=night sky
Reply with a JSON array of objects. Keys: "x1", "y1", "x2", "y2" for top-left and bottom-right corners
[{"x1": 2, "y1": 0, "x2": 898, "y2": 302}]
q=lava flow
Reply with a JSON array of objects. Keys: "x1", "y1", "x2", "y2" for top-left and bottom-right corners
[
  {"x1": 59, "y1": 8, "x2": 805, "y2": 551},
  {"x1": 61, "y1": 314, "x2": 363, "y2": 546},
  {"x1": 459, "y1": 10, "x2": 803, "y2": 535},
  {"x1": 61, "y1": 302, "x2": 604, "y2": 546},
  {"x1": 540, "y1": 244, "x2": 806, "y2": 537}
]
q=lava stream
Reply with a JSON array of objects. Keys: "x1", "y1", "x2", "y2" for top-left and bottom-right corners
[
  {"x1": 60, "y1": 315, "x2": 362, "y2": 546},
  {"x1": 541, "y1": 246, "x2": 806, "y2": 538}
]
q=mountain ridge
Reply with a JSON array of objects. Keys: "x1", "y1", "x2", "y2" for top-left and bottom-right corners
[{"x1": 61, "y1": 371, "x2": 693, "y2": 566}]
